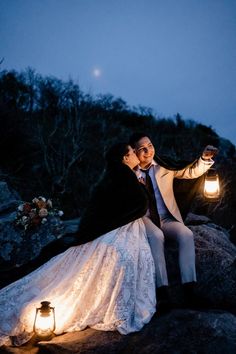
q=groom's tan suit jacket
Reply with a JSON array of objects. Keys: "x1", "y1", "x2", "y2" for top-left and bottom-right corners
[{"x1": 152, "y1": 157, "x2": 214, "y2": 223}]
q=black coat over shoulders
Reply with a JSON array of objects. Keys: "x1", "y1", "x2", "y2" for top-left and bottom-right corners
[{"x1": 76, "y1": 164, "x2": 148, "y2": 245}]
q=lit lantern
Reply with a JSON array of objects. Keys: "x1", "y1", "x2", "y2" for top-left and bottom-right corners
[
  {"x1": 33, "y1": 301, "x2": 56, "y2": 339},
  {"x1": 204, "y1": 168, "x2": 220, "y2": 201}
]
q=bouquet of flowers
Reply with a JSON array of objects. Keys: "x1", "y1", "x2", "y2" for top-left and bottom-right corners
[{"x1": 15, "y1": 196, "x2": 64, "y2": 231}]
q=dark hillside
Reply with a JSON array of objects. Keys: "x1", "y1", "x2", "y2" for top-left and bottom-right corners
[{"x1": 0, "y1": 69, "x2": 235, "y2": 240}]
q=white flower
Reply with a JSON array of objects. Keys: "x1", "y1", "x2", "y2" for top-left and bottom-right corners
[
  {"x1": 41, "y1": 218, "x2": 47, "y2": 224},
  {"x1": 58, "y1": 210, "x2": 64, "y2": 217},
  {"x1": 18, "y1": 204, "x2": 24, "y2": 211},
  {"x1": 22, "y1": 216, "x2": 28, "y2": 222},
  {"x1": 32, "y1": 198, "x2": 39, "y2": 204},
  {"x1": 47, "y1": 199, "x2": 53, "y2": 208},
  {"x1": 38, "y1": 196, "x2": 46, "y2": 202}
]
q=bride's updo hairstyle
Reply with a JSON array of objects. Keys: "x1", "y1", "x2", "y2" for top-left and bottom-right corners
[{"x1": 105, "y1": 143, "x2": 129, "y2": 170}]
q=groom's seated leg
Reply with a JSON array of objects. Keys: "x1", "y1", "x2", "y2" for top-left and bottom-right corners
[{"x1": 142, "y1": 216, "x2": 168, "y2": 287}]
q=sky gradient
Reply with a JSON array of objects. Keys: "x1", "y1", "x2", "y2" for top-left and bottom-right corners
[{"x1": 1, "y1": 0, "x2": 236, "y2": 145}]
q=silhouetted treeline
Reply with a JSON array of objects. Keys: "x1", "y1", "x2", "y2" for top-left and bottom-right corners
[{"x1": 0, "y1": 68, "x2": 236, "y2": 241}]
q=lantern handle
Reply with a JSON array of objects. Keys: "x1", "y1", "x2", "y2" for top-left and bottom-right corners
[{"x1": 33, "y1": 308, "x2": 40, "y2": 332}]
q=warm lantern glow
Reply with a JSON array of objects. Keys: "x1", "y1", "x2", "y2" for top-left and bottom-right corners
[
  {"x1": 204, "y1": 168, "x2": 220, "y2": 201},
  {"x1": 33, "y1": 301, "x2": 56, "y2": 339}
]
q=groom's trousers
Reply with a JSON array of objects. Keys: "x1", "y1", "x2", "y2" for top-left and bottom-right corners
[{"x1": 142, "y1": 215, "x2": 197, "y2": 287}]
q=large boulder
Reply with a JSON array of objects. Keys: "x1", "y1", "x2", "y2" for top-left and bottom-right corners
[
  {"x1": 0, "y1": 215, "x2": 71, "y2": 288},
  {"x1": 0, "y1": 182, "x2": 68, "y2": 287},
  {"x1": 0, "y1": 181, "x2": 81, "y2": 273},
  {"x1": 36, "y1": 310, "x2": 236, "y2": 354},
  {"x1": 0, "y1": 215, "x2": 65, "y2": 268},
  {"x1": 165, "y1": 213, "x2": 236, "y2": 313},
  {"x1": 1, "y1": 310, "x2": 235, "y2": 353},
  {"x1": 0, "y1": 181, "x2": 20, "y2": 214}
]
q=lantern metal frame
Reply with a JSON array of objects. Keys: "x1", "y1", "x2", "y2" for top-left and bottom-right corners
[
  {"x1": 203, "y1": 167, "x2": 220, "y2": 202},
  {"x1": 33, "y1": 301, "x2": 56, "y2": 339}
]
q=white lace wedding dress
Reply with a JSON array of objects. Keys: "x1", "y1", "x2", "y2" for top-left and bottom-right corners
[{"x1": 0, "y1": 218, "x2": 156, "y2": 347}]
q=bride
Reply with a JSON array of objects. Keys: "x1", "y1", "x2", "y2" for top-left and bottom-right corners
[{"x1": 0, "y1": 143, "x2": 156, "y2": 347}]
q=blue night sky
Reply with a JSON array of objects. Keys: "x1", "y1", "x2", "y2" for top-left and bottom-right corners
[{"x1": 1, "y1": 0, "x2": 236, "y2": 145}]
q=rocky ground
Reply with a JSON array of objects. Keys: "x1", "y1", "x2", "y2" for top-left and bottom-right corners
[
  {"x1": 1, "y1": 309, "x2": 236, "y2": 354},
  {"x1": 0, "y1": 182, "x2": 236, "y2": 353}
]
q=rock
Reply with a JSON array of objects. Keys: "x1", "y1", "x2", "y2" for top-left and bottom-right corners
[
  {"x1": 1, "y1": 310, "x2": 235, "y2": 353},
  {"x1": 0, "y1": 180, "x2": 66, "y2": 271},
  {"x1": 63, "y1": 218, "x2": 80, "y2": 233},
  {"x1": 0, "y1": 214, "x2": 65, "y2": 288},
  {"x1": 0, "y1": 200, "x2": 79, "y2": 282},
  {"x1": 0, "y1": 220, "x2": 21, "y2": 263},
  {"x1": 0, "y1": 181, "x2": 66, "y2": 277},
  {"x1": 0, "y1": 182, "x2": 20, "y2": 214},
  {"x1": 229, "y1": 225, "x2": 236, "y2": 245},
  {"x1": 185, "y1": 212, "x2": 212, "y2": 225},
  {"x1": 165, "y1": 214, "x2": 236, "y2": 312},
  {"x1": 185, "y1": 212, "x2": 231, "y2": 236},
  {"x1": 0, "y1": 217, "x2": 64, "y2": 268},
  {"x1": 0, "y1": 201, "x2": 20, "y2": 214},
  {"x1": 0, "y1": 182, "x2": 18, "y2": 204},
  {"x1": 193, "y1": 223, "x2": 236, "y2": 312}
]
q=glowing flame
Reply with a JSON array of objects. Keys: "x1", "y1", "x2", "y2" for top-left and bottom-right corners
[
  {"x1": 204, "y1": 177, "x2": 220, "y2": 198},
  {"x1": 34, "y1": 314, "x2": 54, "y2": 336}
]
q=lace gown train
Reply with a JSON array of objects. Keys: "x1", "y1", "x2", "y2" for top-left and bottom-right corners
[{"x1": 0, "y1": 218, "x2": 156, "y2": 346}]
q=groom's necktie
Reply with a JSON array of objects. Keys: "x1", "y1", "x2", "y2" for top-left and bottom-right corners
[{"x1": 141, "y1": 168, "x2": 160, "y2": 227}]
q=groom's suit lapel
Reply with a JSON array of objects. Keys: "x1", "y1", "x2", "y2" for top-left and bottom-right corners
[{"x1": 154, "y1": 164, "x2": 183, "y2": 222}]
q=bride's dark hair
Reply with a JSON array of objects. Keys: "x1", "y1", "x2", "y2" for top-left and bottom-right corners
[{"x1": 105, "y1": 143, "x2": 129, "y2": 170}]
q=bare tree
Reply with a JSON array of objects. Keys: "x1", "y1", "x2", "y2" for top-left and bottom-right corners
[{"x1": 36, "y1": 78, "x2": 84, "y2": 194}]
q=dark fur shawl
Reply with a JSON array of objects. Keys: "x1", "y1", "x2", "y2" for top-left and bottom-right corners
[{"x1": 76, "y1": 164, "x2": 148, "y2": 245}]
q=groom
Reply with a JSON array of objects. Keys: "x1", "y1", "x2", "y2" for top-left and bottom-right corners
[{"x1": 129, "y1": 133, "x2": 217, "y2": 311}]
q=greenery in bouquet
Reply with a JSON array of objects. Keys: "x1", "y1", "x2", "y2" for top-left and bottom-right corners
[{"x1": 15, "y1": 196, "x2": 64, "y2": 231}]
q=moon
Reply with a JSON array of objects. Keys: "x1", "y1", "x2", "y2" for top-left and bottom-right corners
[{"x1": 92, "y1": 68, "x2": 102, "y2": 78}]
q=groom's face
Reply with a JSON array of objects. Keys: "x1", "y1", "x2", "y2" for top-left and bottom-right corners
[{"x1": 134, "y1": 136, "x2": 155, "y2": 169}]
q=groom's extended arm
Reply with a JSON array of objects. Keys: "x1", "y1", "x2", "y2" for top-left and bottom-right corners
[{"x1": 174, "y1": 145, "x2": 218, "y2": 179}]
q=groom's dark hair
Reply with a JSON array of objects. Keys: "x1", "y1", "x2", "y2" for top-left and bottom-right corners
[{"x1": 129, "y1": 132, "x2": 151, "y2": 148}]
